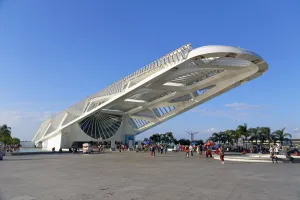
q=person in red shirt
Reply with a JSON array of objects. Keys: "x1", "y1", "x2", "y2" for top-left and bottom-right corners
[
  {"x1": 185, "y1": 145, "x2": 189, "y2": 158},
  {"x1": 215, "y1": 147, "x2": 219, "y2": 155},
  {"x1": 220, "y1": 146, "x2": 225, "y2": 164}
]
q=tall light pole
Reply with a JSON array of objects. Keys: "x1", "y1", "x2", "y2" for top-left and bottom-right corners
[{"x1": 186, "y1": 131, "x2": 199, "y2": 142}]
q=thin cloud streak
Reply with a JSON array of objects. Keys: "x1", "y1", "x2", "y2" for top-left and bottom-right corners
[{"x1": 225, "y1": 102, "x2": 264, "y2": 110}]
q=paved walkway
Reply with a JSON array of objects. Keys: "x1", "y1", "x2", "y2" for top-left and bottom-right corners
[{"x1": 1, "y1": 152, "x2": 299, "y2": 200}]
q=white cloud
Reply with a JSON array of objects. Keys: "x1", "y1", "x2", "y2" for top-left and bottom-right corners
[
  {"x1": 293, "y1": 128, "x2": 300, "y2": 133},
  {"x1": 225, "y1": 102, "x2": 263, "y2": 110},
  {"x1": 204, "y1": 128, "x2": 218, "y2": 132},
  {"x1": 0, "y1": 110, "x2": 56, "y2": 140}
]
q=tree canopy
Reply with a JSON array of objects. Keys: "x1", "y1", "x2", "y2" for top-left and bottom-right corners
[
  {"x1": 0, "y1": 124, "x2": 21, "y2": 145},
  {"x1": 146, "y1": 132, "x2": 203, "y2": 146},
  {"x1": 208, "y1": 124, "x2": 293, "y2": 147}
]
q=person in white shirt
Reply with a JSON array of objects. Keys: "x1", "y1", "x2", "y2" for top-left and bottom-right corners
[
  {"x1": 197, "y1": 145, "x2": 201, "y2": 159},
  {"x1": 189, "y1": 144, "x2": 193, "y2": 157},
  {"x1": 274, "y1": 146, "x2": 279, "y2": 155}
]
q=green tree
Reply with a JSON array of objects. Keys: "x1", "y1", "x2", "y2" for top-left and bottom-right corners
[
  {"x1": 0, "y1": 124, "x2": 12, "y2": 145},
  {"x1": 208, "y1": 136, "x2": 216, "y2": 142},
  {"x1": 165, "y1": 132, "x2": 175, "y2": 143},
  {"x1": 272, "y1": 128, "x2": 292, "y2": 146},
  {"x1": 197, "y1": 139, "x2": 204, "y2": 145},
  {"x1": 11, "y1": 137, "x2": 20, "y2": 145},
  {"x1": 178, "y1": 139, "x2": 191, "y2": 145},
  {"x1": 219, "y1": 131, "x2": 227, "y2": 145},
  {"x1": 260, "y1": 127, "x2": 272, "y2": 147},
  {"x1": 271, "y1": 135, "x2": 278, "y2": 145},
  {"x1": 212, "y1": 132, "x2": 221, "y2": 144},
  {"x1": 173, "y1": 138, "x2": 179, "y2": 145},
  {"x1": 230, "y1": 130, "x2": 240, "y2": 147},
  {"x1": 224, "y1": 130, "x2": 234, "y2": 145},
  {"x1": 160, "y1": 134, "x2": 166, "y2": 143},
  {"x1": 258, "y1": 132, "x2": 266, "y2": 147},
  {"x1": 237, "y1": 123, "x2": 250, "y2": 149},
  {"x1": 0, "y1": 124, "x2": 12, "y2": 138},
  {"x1": 249, "y1": 127, "x2": 260, "y2": 145},
  {"x1": 149, "y1": 133, "x2": 161, "y2": 144}
]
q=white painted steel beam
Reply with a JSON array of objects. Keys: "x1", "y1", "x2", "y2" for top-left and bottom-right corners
[{"x1": 32, "y1": 44, "x2": 268, "y2": 146}]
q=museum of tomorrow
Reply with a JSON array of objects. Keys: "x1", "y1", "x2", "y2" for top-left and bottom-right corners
[{"x1": 32, "y1": 44, "x2": 268, "y2": 150}]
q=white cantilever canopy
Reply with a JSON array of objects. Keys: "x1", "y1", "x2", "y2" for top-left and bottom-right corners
[{"x1": 32, "y1": 44, "x2": 268, "y2": 150}]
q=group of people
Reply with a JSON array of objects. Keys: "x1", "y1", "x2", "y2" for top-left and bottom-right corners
[
  {"x1": 117, "y1": 144, "x2": 127, "y2": 152},
  {"x1": 179, "y1": 144, "x2": 226, "y2": 164},
  {"x1": 148, "y1": 144, "x2": 168, "y2": 157},
  {"x1": 2, "y1": 144, "x2": 20, "y2": 153}
]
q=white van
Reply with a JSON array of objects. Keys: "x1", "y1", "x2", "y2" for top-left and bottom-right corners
[{"x1": 82, "y1": 143, "x2": 92, "y2": 154}]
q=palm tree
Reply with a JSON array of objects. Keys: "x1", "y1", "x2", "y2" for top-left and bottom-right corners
[
  {"x1": 225, "y1": 130, "x2": 234, "y2": 145},
  {"x1": 212, "y1": 132, "x2": 221, "y2": 144},
  {"x1": 219, "y1": 132, "x2": 227, "y2": 145},
  {"x1": 208, "y1": 136, "x2": 216, "y2": 142},
  {"x1": 237, "y1": 123, "x2": 250, "y2": 149},
  {"x1": 249, "y1": 127, "x2": 260, "y2": 145},
  {"x1": 0, "y1": 124, "x2": 12, "y2": 137},
  {"x1": 219, "y1": 131, "x2": 231, "y2": 146},
  {"x1": 260, "y1": 127, "x2": 272, "y2": 147},
  {"x1": 0, "y1": 124, "x2": 12, "y2": 144},
  {"x1": 231, "y1": 130, "x2": 240, "y2": 147},
  {"x1": 272, "y1": 128, "x2": 292, "y2": 147},
  {"x1": 271, "y1": 134, "x2": 279, "y2": 145}
]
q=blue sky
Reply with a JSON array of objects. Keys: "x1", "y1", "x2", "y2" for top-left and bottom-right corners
[{"x1": 0, "y1": 0, "x2": 299, "y2": 141}]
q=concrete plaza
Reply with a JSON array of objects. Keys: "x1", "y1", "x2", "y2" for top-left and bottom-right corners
[{"x1": 0, "y1": 152, "x2": 299, "y2": 200}]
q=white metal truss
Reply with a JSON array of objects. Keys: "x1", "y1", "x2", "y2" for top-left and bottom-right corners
[
  {"x1": 79, "y1": 112, "x2": 123, "y2": 140},
  {"x1": 32, "y1": 44, "x2": 268, "y2": 143}
]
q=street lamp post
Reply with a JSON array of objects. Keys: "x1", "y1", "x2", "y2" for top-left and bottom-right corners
[{"x1": 186, "y1": 131, "x2": 199, "y2": 143}]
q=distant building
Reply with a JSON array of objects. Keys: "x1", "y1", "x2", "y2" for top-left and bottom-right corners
[{"x1": 20, "y1": 141, "x2": 35, "y2": 148}]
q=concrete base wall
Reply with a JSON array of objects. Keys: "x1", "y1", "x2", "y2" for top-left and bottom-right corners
[
  {"x1": 40, "y1": 115, "x2": 137, "y2": 150},
  {"x1": 42, "y1": 133, "x2": 62, "y2": 151}
]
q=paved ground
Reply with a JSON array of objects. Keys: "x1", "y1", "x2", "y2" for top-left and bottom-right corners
[{"x1": 0, "y1": 152, "x2": 299, "y2": 200}]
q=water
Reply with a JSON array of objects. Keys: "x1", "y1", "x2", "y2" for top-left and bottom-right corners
[{"x1": 18, "y1": 148, "x2": 50, "y2": 153}]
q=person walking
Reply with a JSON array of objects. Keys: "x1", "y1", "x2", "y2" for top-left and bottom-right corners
[
  {"x1": 185, "y1": 145, "x2": 189, "y2": 158},
  {"x1": 189, "y1": 144, "x2": 193, "y2": 157},
  {"x1": 197, "y1": 145, "x2": 201, "y2": 159},
  {"x1": 152, "y1": 145, "x2": 156, "y2": 157},
  {"x1": 275, "y1": 145, "x2": 279, "y2": 155},
  {"x1": 200, "y1": 144, "x2": 203, "y2": 154},
  {"x1": 269, "y1": 145, "x2": 274, "y2": 156},
  {"x1": 286, "y1": 148, "x2": 293, "y2": 163},
  {"x1": 164, "y1": 145, "x2": 167, "y2": 154},
  {"x1": 220, "y1": 146, "x2": 225, "y2": 164},
  {"x1": 271, "y1": 150, "x2": 278, "y2": 163}
]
